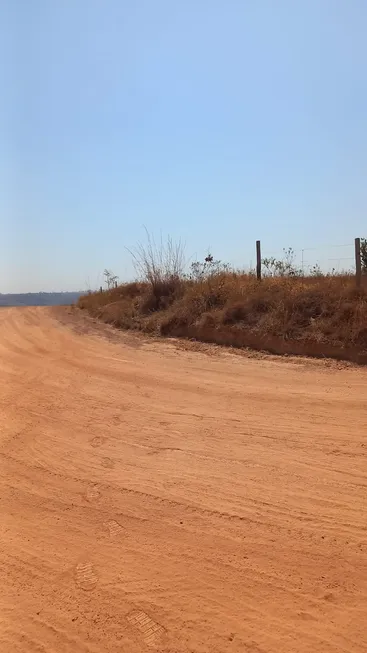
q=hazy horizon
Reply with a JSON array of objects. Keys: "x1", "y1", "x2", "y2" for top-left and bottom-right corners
[
  {"x1": 0, "y1": 290, "x2": 82, "y2": 307},
  {"x1": 0, "y1": 290, "x2": 83, "y2": 295}
]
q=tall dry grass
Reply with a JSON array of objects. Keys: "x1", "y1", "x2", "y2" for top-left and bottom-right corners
[
  {"x1": 78, "y1": 233, "x2": 367, "y2": 360},
  {"x1": 78, "y1": 267, "x2": 367, "y2": 361},
  {"x1": 126, "y1": 231, "x2": 186, "y2": 312}
]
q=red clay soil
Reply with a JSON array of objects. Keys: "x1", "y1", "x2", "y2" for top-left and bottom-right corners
[{"x1": 1, "y1": 306, "x2": 367, "y2": 652}]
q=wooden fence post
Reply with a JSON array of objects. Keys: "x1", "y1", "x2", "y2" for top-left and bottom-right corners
[
  {"x1": 355, "y1": 237, "x2": 361, "y2": 288},
  {"x1": 256, "y1": 240, "x2": 261, "y2": 280}
]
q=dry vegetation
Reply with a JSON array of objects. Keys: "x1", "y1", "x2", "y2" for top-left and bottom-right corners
[{"x1": 78, "y1": 240, "x2": 367, "y2": 363}]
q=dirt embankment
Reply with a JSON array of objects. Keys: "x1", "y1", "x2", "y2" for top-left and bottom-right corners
[{"x1": 78, "y1": 273, "x2": 367, "y2": 364}]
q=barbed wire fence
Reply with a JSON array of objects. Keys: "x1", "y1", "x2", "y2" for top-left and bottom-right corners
[
  {"x1": 256, "y1": 237, "x2": 363, "y2": 287},
  {"x1": 91, "y1": 238, "x2": 365, "y2": 292}
]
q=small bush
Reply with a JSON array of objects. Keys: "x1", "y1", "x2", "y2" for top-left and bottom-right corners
[
  {"x1": 223, "y1": 302, "x2": 249, "y2": 324},
  {"x1": 128, "y1": 230, "x2": 185, "y2": 314},
  {"x1": 139, "y1": 276, "x2": 183, "y2": 314}
]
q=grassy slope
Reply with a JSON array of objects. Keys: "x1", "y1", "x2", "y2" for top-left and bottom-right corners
[{"x1": 78, "y1": 274, "x2": 367, "y2": 363}]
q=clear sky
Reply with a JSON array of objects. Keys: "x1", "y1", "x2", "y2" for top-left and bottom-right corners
[{"x1": 1, "y1": 0, "x2": 367, "y2": 292}]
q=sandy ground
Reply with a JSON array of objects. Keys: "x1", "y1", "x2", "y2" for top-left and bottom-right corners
[{"x1": 1, "y1": 306, "x2": 367, "y2": 653}]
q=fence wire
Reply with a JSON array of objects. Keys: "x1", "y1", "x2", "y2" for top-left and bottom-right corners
[{"x1": 261, "y1": 242, "x2": 355, "y2": 275}]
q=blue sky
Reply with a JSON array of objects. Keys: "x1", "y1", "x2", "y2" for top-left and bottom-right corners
[{"x1": 1, "y1": 0, "x2": 367, "y2": 291}]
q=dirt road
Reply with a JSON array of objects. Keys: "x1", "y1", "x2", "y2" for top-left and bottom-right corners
[{"x1": 1, "y1": 307, "x2": 367, "y2": 653}]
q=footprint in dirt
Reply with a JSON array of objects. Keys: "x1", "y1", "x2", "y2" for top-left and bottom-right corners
[
  {"x1": 101, "y1": 457, "x2": 115, "y2": 469},
  {"x1": 90, "y1": 436, "x2": 107, "y2": 448},
  {"x1": 75, "y1": 561, "x2": 98, "y2": 591},
  {"x1": 85, "y1": 484, "x2": 101, "y2": 502},
  {"x1": 127, "y1": 610, "x2": 165, "y2": 648},
  {"x1": 103, "y1": 519, "x2": 125, "y2": 538}
]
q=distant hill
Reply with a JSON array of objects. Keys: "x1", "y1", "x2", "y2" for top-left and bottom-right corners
[{"x1": 0, "y1": 292, "x2": 82, "y2": 307}]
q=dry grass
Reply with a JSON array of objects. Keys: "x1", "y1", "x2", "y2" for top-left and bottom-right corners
[{"x1": 78, "y1": 271, "x2": 367, "y2": 362}]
